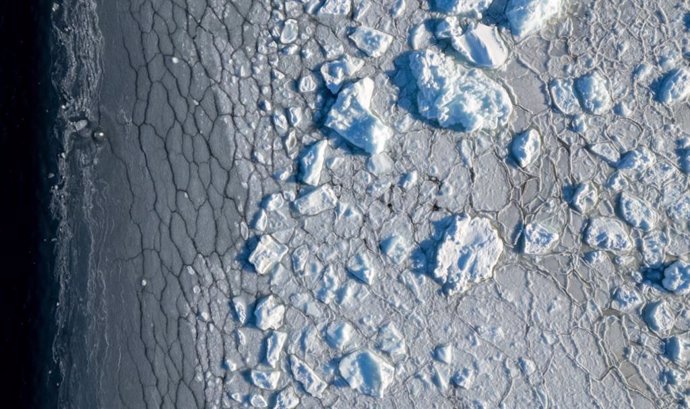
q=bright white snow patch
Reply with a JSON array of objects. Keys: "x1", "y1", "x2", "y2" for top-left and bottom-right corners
[
  {"x1": 409, "y1": 49, "x2": 512, "y2": 131},
  {"x1": 298, "y1": 140, "x2": 328, "y2": 186},
  {"x1": 549, "y1": 79, "x2": 579, "y2": 115},
  {"x1": 618, "y1": 192, "x2": 657, "y2": 231},
  {"x1": 265, "y1": 331, "x2": 288, "y2": 367},
  {"x1": 325, "y1": 321, "x2": 354, "y2": 350},
  {"x1": 320, "y1": 55, "x2": 364, "y2": 93},
  {"x1": 434, "y1": 344, "x2": 453, "y2": 364},
  {"x1": 349, "y1": 27, "x2": 393, "y2": 58},
  {"x1": 293, "y1": 185, "x2": 338, "y2": 215},
  {"x1": 249, "y1": 235, "x2": 288, "y2": 275},
  {"x1": 250, "y1": 370, "x2": 281, "y2": 390},
  {"x1": 433, "y1": 215, "x2": 504, "y2": 296},
  {"x1": 663, "y1": 261, "x2": 690, "y2": 295},
  {"x1": 289, "y1": 355, "x2": 327, "y2": 398},
  {"x1": 522, "y1": 222, "x2": 559, "y2": 255},
  {"x1": 657, "y1": 68, "x2": 690, "y2": 105},
  {"x1": 325, "y1": 77, "x2": 392, "y2": 154},
  {"x1": 451, "y1": 23, "x2": 509, "y2": 69},
  {"x1": 506, "y1": 0, "x2": 561, "y2": 40},
  {"x1": 510, "y1": 129, "x2": 541, "y2": 167},
  {"x1": 432, "y1": 0, "x2": 492, "y2": 17},
  {"x1": 583, "y1": 218, "x2": 631, "y2": 252},
  {"x1": 254, "y1": 295, "x2": 286, "y2": 331},
  {"x1": 575, "y1": 72, "x2": 612, "y2": 115},
  {"x1": 339, "y1": 349, "x2": 395, "y2": 397}
]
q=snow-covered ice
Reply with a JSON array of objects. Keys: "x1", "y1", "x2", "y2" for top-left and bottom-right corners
[
  {"x1": 618, "y1": 192, "x2": 657, "y2": 231},
  {"x1": 433, "y1": 215, "x2": 503, "y2": 295},
  {"x1": 318, "y1": 0, "x2": 351, "y2": 16},
  {"x1": 292, "y1": 185, "x2": 338, "y2": 216},
  {"x1": 265, "y1": 331, "x2": 288, "y2": 367},
  {"x1": 431, "y1": 0, "x2": 491, "y2": 17},
  {"x1": 380, "y1": 234, "x2": 410, "y2": 264},
  {"x1": 451, "y1": 23, "x2": 509, "y2": 69},
  {"x1": 254, "y1": 295, "x2": 286, "y2": 331},
  {"x1": 324, "y1": 321, "x2": 354, "y2": 350},
  {"x1": 347, "y1": 252, "x2": 376, "y2": 285},
  {"x1": 434, "y1": 344, "x2": 453, "y2": 364},
  {"x1": 657, "y1": 68, "x2": 690, "y2": 105},
  {"x1": 575, "y1": 72, "x2": 612, "y2": 115},
  {"x1": 289, "y1": 356, "x2": 328, "y2": 398},
  {"x1": 521, "y1": 222, "x2": 559, "y2": 255},
  {"x1": 583, "y1": 218, "x2": 631, "y2": 252},
  {"x1": 274, "y1": 387, "x2": 300, "y2": 409},
  {"x1": 250, "y1": 370, "x2": 281, "y2": 390},
  {"x1": 320, "y1": 55, "x2": 364, "y2": 93},
  {"x1": 569, "y1": 182, "x2": 598, "y2": 213},
  {"x1": 506, "y1": 0, "x2": 561, "y2": 40},
  {"x1": 249, "y1": 235, "x2": 288, "y2": 275},
  {"x1": 325, "y1": 77, "x2": 392, "y2": 154},
  {"x1": 338, "y1": 349, "x2": 395, "y2": 397},
  {"x1": 662, "y1": 261, "x2": 690, "y2": 295},
  {"x1": 511, "y1": 129, "x2": 541, "y2": 168},
  {"x1": 376, "y1": 323, "x2": 406, "y2": 358},
  {"x1": 549, "y1": 79, "x2": 579, "y2": 115},
  {"x1": 409, "y1": 49, "x2": 512, "y2": 131},
  {"x1": 298, "y1": 140, "x2": 328, "y2": 186},
  {"x1": 643, "y1": 301, "x2": 675, "y2": 335},
  {"x1": 349, "y1": 27, "x2": 393, "y2": 58}
]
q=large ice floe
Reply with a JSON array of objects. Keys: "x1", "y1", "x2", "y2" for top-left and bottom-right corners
[
  {"x1": 338, "y1": 349, "x2": 395, "y2": 397},
  {"x1": 325, "y1": 77, "x2": 392, "y2": 154},
  {"x1": 432, "y1": 215, "x2": 503, "y2": 296},
  {"x1": 408, "y1": 49, "x2": 512, "y2": 131},
  {"x1": 505, "y1": 0, "x2": 562, "y2": 40},
  {"x1": 431, "y1": 0, "x2": 492, "y2": 17},
  {"x1": 448, "y1": 23, "x2": 509, "y2": 69},
  {"x1": 657, "y1": 68, "x2": 690, "y2": 105}
]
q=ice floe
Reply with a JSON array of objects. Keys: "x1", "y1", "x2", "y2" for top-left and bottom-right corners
[
  {"x1": 657, "y1": 68, "x2": 690, "y2": 105},
  {"x1": 506, "y1": 0, "x2": 561, "y2": 40},
  {"x1": 254, "y1": 295, "x2": 286, "y2": 331},
  {"x1": 549, "y1": 79, "x2": 579, "y2": 115},
  {"x1": 583, "y1": 218, "x2": 631, "y2": 252},
  {"x1": 618, "y1": 192, "x2": 657, "y2": 231},
  {"x1": 347, "y1": 252, "x2": 376, "y2": 285},
  {"x1": 320, "y1": 55, "x2": 364, "y2": 93},
  {"x1": 521, "y1": 222, "x2": 559, "y2": 255},
  {"x1": 339, "y1": 349, "x2": 395, "y2": 397},
  {"x1": 318, "y1": 0, "x2": 351, "y2": 16},
  {"x1": 643, "y1": 301, "x2": 675, "y2": 335},
  {"x1": 349, "y1": 26, "x2": 393, "y2": 58},
  {"x1": 662, "y1": 261, "x2": 690, "y2": 295},
  {"x1": 324, "y1": 321, "x2": 354, "y2": 350},
  {"x1": 293, "y1": 185, "x2": 338, "y2": 216},
  {"x1": 451, "y1": 23, "x2": 509, "y2": 69},
  {"x1": 510, "y1": 129, "x2": 541, "y2": 168},
  {"x1": 298, "y1": 140, "x2": 328, "y2": 186},
  {"x1": 275, "y1": 387, "x2": 300, "y2": 409},
  {"x1": 249, "y1": 235, "x2": 288, "y2": 275},
  {"x1": 431, "y1": 0, "x2": 492, "y2": 17},
  {"x1": 250, "y1": 370, "x2": 281, "y2": 390},
  {"x1": 265, "y1": 330, "x2": 288, "y2": 367},
  {"x1": 575, "y1": 72, "x2": 612, "y2": 115},
  {"x1": 289, "y1": 355, "x2": 327, "y2": 397}
]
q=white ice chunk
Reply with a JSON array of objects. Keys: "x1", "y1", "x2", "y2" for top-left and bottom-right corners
[
  {"x1": 250, "y1": 394, "x2": 267, "y2": 408},
  {"x1": 265, "y1": 331, "x2": 288, "y2": 367},
  {"x1": 347, "y1": 253, "x2": 376, "y2": 285},
  {"x1": 275, "y1": 387, "x2": 300, "y2": 409},
  {"x1": 376, "y1": 323, "x2": 407, "y2": 358},
  {"x1": 249, "y1": 235, "x2": 288, "y2": 275},
  {"x1": 575, "y1": 72, "x2": 612, "y2": 115},
  {"x1": 320, "y1": 55, "x2": 364, "y2": 93},
  {"x1": 588, "y1": 143, "x2": 620, "y2": 165},
  {"x1": 617, "y1": 147, "x2": 656, "y2": 173},
  {"x1": 250, "y1": 370, "x2": 281, "y2": 390},
  {"x1": 366, "y1": 153, "x2": 393, "y2": 175},
  {"x1": 280, "y1": 19, "x2": 299, "y2": 44},
  {"x1": 318, "y1": 0, "x2": 351, "y2": 16},
  {"x1": 643, "y1": 301, "x2": 675, "y2": 335},
  {"x1": 324, "y1": 321, "x2": 354, "y2": 350},
  {"x1": 349, "y1": 27, "x2": 393, "y2": 58},
  {"x1": 339, "y1": 349, "x2": 395, "y2": 397},
  {"x1": 618, "y1": 192, "x2": 657, "y2": 231},
  {"x1": 298, "y1": 140, "x2": 328, "y2": 186},
  {"x1": 506, "y1": 0, "x2": 561, "y2": 40},
  {"x1": 325, "y1": 77, "x2": 392, "y2": 154},
  {"x1": 451, "y1": 367, "x2": 475, "y2": 389},
  {"x1": 433, "y1": 215, "x2": 504, "y2": 296},
  {"x1": 390, "y1": 0, "x2": 406, "y2": 17},
  {"x1": 409, "y1": 49, "x2": 512, "y2": 132},
  {"x1": 549, "y1": 79, "x2": 579, "y2": 115},
  {"x1": 289, "y1": 356, "x2": 328, "y2": 398},
  {"x1": 665, "y1": 336, "x2": 690, "y2": 363},
  {"x1": 510, "y1": 129, "x2": 541, "y2": 168},
  {"x1": 434, "y1": 344, "x2": 453, "y2": 364},
  {"x1": 231, "y1": 295, "x2": 251, "y2": 325},
  {"x1": 254, "y1": 295, "x2": 286, "y2": 331},
  {"x1": 293, "y1": 185, "x2": 338, "y2": 216},
  {"x1": 611, "y1": 285, "x2": 642, "y2": 311},
  {"x1": 569, "y1": 182, "x2": 598, "y2": 213},
  {"x1": 663, "y1": 261, "x2": 690, "y2": 295},
  {"x1": 316, "y1": 265, "x2": 339, "y2": 304},
  {"x1": 380, "y1": 234, "x2": 410, "y2": 264},
  {"x1": 657, "y1": 68, "x2": 690, "y2": 105},
  {"x1": 583, "y1": 218, "x2": 631, "y2": 252},
  {"x1": 522, "y1": 222, "x2": 559, "y2": 255},
  {"x1": 432, "y1": 0, "x2": 491, "y2": 17},
  {"x1": 451, "y1": 23, "x2": 509, "y2": 69}
]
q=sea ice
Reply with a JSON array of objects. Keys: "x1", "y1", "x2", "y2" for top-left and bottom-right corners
[
  {"x1": 588, "y1": 143, "x2": 620, "y2": 165},
  {"x1": 618, "y1": 192, "x2": 657, "y2": 231},
  {"x1": 254, "y1": 295, "x2": 286, "y2": 331},
  {"x1": 521, "y1": 222, "x2": 559, "y2": 255},
  {"x1": 265, "y1": 331, "x2": 288, "y2": 367},
  {"x1": 292, "y1": 185, "x2": 338, "y2": 216},
  {"x1": 431, "y1": 0, "x2": 492, "y2": 17},
  {"x1": 299, "y1": 141, "x2": 328, "y2": 186},
  {"x1": 549, "y1": 79, "x2": 579, "y2": 115},
  {"x1": 662, "y1": 261, "x2": 690, "y2": 295},
  {"x1": 434, "y1": 344, "x2": 453, "y2": 364},
  {"x1": 510, "y1": 129, "x2": 541, "y2": 168},
  {"x1": 380, "y1": 234, "x2": 410, "y2": 264},
  {"x1": 289, "y1": 355, "x2": 328, "y2": 397},
  {"x1": 575, "y1": 72, "x2": 612, "y2": 115},
  {"x1": 617, "y1": 147, "x2": 656, "y2": 173},
  {"x1": 349, "y1": 27, "x2": 393, "y2": 58},
  {"x1": 338, "y1": 349, "x2": 395, "y2": 397},
  {"x1": 506, "y1": 0, "x2": 561, "y2": 40},
  {"x1": 324, "y1": 321, "x2": 354, "y2": 350},
  {"x1": 657, "y1": 68, "x2": 690, "y2": 105},
  {"x1": 347, "y1": 253, "x2": 376, "y2": 285},
  {"x1": 583, "y1": 218, "x2": 631, "y2": 252},
  {"x1": 376, "y1": 323, "x2": 407, "y2": 358},
  {"x1": 318, "y1": 0, "x2": 351, "y2": 16},
  {"x1": 451, "y1": 23, "x2": 509, "y2": 69},
  {"x1": 250, "y1": 370, "x2": 281, "y2": 390},
  {"x1": 610, "y1": 285, "x2": 642, "y2": 311},
  {"x1": 231, "y1": 295, "x2": 251, "y2": 325},
  {"x1": 433, "y1": 215, "x2": 503, "y2": 296},
  {"x1": 249, "y1": 235, "x2": 288, "y2": 275},
  {"x1": 568, "y1": 182, "x2": 598, "y2": 213},
  {"x1": 320, "y1": 55, "x2": 364, "y2": 93},
  {"x1": 665, "y1": 336, "x2": 690, "y2": 363},
  {"x1": 325, "y1": 77, "x2": 392, "y2": 154},
  {"x1": 643, "y1": 301, "x2": 675, "y2": 335},
  {"x1": 409, "y1": 49, "x2": 512, "y2": 131},
  {"x1": 275, "y1": 387, "x2": 300, "y2": 409}
]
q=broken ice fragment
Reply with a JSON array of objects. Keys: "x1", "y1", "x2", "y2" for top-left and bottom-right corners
[
  {"x1": 280, "y1": 19, "x2": 299, "y2": 44},
  {"x1": 298, "y1": 140, "x2": 328, "y2": 186},
  {"x1": 249, "y1": 235, "x2": 288, "y2": 275},
  {"x1": 349, "y1": 26, "x2": 393, "y2": 58},
  {"x1": 409, "y1": 49, "x2": 512, "y2": 131},
  {"x1": 657, "y1": 68, "x2": 690, "y2": 105},
  {"x1": 549, "y1": 79, "x2": 579, "y2": 115},
  {"x1": 433, "y1": 215, "x2": 503, "y2": 296},
  {"x1": 510, "y1": 129, "x2": 541, "y2": 168},
  {"x1": 610, "y1": 285, "x2": 641, "y2": 312},
  {"x1": 583, "y1": 218, "x2": 631, "y2": 252},
  {"x1": 274, "y1": 387, "x2": 300, "y2": 409},
  {"x1": 575, "y1": 72, "x2": 612, "y2": 115},
  {"x1": 662, "y1": 261, "x2": 690, "y2": 295},
  {"x1": 434, "y1": 344, "x2": 453, "y2": 364},
  {"x1": 293, "y1": 185, "x2": 338, "y2": 216},
  {"x1": 506, "y1": 0, "x2": 561, "y2": 40},
  {"x1": 231, "y1": 295, "x2": 251, "y2": 325},
  {"x1": 316, "y1": 265, "x2": 339, "y2": 304},
  {"x1": 254, "y1": 295, "x2": 286, "y2": 331},
  {"x1": 588, "y1": 143, "x2": 620, "y2": 165},
  {"x1": 665, "y1": 336, "x2": 690, "y2": 363},
  {"x1": 618, "y1": 192, "x2": 657, "y2": 231},
  {"x1": 289, "y1": 355, "x2": 327, "y2": 398},
  {"x1": 521, "y1": 222, "x2": 559, "y2": 255},
  {"x1": 376, "y1": 323, "x2": 407, "y2": 358},
  {"x1": 431, "y1": 0, "x2": 491, "y2": 17},
  {"x1": 250, "y1": 370, "x2": 281, "y2": 390},
  {"x1": 380, "y1": 235, "x2": 410, "y2": 264},
  {"x1": 319, "y1": 55, "x2": 364, "y2": 93},
  {"x1": 265, "y1": 331, "x2": 288, "y2": 367},
  {"x1": 451, "y1": 23, "x2": 509, "y2": 69},
  {"x1": 643, "y1": 301, "x2": 675, "y2": 335},
  {"x1": 325, "y1": 77, "x2": 392, "y2": 154},
  {"x1": 318, "y1": 0, "x2": 351, "y2": 16},
  {"x1": 338, "y1": 349, "x2": 395, "y2": 397},
  {"x1": 347, "y1": 253, "x2": 376, "y2": 285},
  {"x1": 451, "y1": 367, "x2": 475, "y2": 389},
  {"x1": 325, "y1": 321, "x2": 354, "y2": 350},
  {"x1": 617, "y1": 147, "x2": 655, "y2": 173},
  {"x1": 250, "y1": 394, "x2": 267, "y2": 408}
]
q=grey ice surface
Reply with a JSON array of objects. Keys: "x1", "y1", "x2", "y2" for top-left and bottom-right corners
[{"x1": 52, "y1": 0, "x2": 690, "y2": 408}]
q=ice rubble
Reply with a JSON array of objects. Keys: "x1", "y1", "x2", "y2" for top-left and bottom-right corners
[
  {"x1": 250, "y1": 370, "x2": 281, "y2": 390},
  {"x1": 265, "y1": 330, "x2": 288, "y2": 367},
  {"x1": 254, "y1": 295, "x2": 286, "y2": 331},
  {"x1": 376, "y1": 322, "x2": 407, "y2": 358},
  {"x1": 318, "y1": 0, "x2": 351, "y2": 16},
  {"x1": 298, "y1": 140, "x2": 328, "y2": 186},
  {"x1": 657, "y1": 68, "x2": 690, "y2": 105},
  {"x1": 339, "y1": 349, "x2": 395, "y2": 397},
  {"x1": 275, "y1": 387, "x2": 300, "y2": 409},
  {"x1": 289, "y1": 355, "x2": 328, "y2": 398},
  {"x1": 325, "y1": 77, "x2": 392, "y2": 154},
  {"x1": 434, "y1": 344, "x2": 453, "y2": 364},
  {"x1": 249, "y1": 235, "x2": 288, "y2": 275},
  {"x1": 409, "y1": 49, "x2": 513, "y2": 131},
  {"x1": 347, "y1": 252, "x2": 377, "y2": 285},
  {"x1": 575, "y1": 72, "x2": 612, "y2": 115},
  {"x1": 583, "y1": 218, "x2": 631, "y2": 252},
  {"x1": 433, "y1": 215, "x2": 504, "y2": 296},
  {"x1": 510, "y1": 129, "x2": 541, "y2": 168},
  {"x1": 292, "y1": 185, "x2": 338, "y2": 215},
  {"x1": 450, "y1": 23, "x2": 509, "y2": 69},
  {"x1": 618, "y1": 192, "x2": 657, "y2": 231},
  {"x1": 569, "y1": 182, "x2": 598, "y2": 213},
  {"x1": 549, "y1": 79, "x2": 579, "y2": 115},
  {"x1": 505, "y1": 0, "x2": 562, "y2": 40},
  {"x1": 349, "y1": 26, "x2": 393, "y2": 58},
  {"x1": 324, "y1": 321, "x2": 354, "y2": 350},
  {"x1": 432, "y1": 0, "x2": 492, "y2": 17},
  {"x1": 380, "y1": 234, "x2": 410, "y2": 264},
  {"x1": 521, "y1": 222, "x2": 559, "y2": 255},
  {"x1": 320, "y1": 55, "x2": 364, "y2": 93},
  {"x1": 662, "y1": 261, "x2": 690, "y2": 295},
  {"x1": 643, "y1": 301, "x2": 675, "y2": 335}
]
